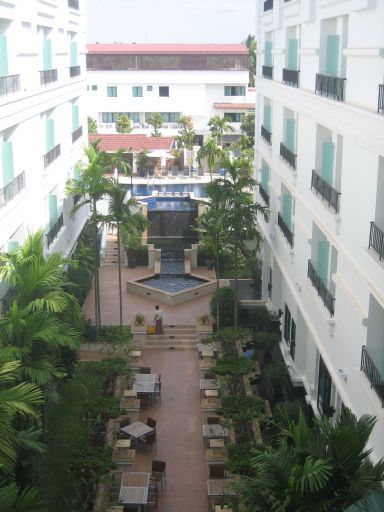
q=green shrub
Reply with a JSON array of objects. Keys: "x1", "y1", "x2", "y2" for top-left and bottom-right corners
[
  {"x1": 210, "y1": 287, "x2": 234, "y2": 327},
  {"x1": 211, "y1": 356, "x2": 255, "y2": 376},
  {"x1": 220, "y1": 395, "x2": 265, "y2": 421},
  {"x1": 226, "y1": 441, "x2": 264, "y2": 475}
]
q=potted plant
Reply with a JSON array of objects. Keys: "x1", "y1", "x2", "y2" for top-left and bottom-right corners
[
  {"x1": 134, "y1": 313, "x2": 145, "y2": 326},
  {"x1": 135, "y1": 150, "x2": 150, "y2": 177},
  {"x1": 198, "y1": 313, "x2": 210, "y2": 325}
]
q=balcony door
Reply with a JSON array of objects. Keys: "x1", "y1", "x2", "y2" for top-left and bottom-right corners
[{"x1": 317, "y1": 356, "x2": 332, "y2": 416}]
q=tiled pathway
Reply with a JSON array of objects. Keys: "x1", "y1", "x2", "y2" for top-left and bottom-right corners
[{"x1": 133, "y1": 349, "x2": 209, "y2": 511}]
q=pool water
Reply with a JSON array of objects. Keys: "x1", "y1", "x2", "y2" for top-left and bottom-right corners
[
  {"x1": 138, "y1": 274, "x2": 208, "y2": 293},
  {"x1": 142, "y1": 196, "x2": 198, "y2": 211},
  {"x1": 130, "y1": 183, "x2": 207, "y2": 197}
]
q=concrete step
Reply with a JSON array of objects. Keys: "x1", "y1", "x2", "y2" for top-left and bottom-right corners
[
  {"x1": 147, "y1": 333, "x2": 197, "y2": 341},
  {"x1": 145, "y1": 339, "x2": 199, "y2": 349}
]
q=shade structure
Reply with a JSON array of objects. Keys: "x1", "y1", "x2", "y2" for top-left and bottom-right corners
[{"x1": 147, "y1": 150, "x2": 175, "y2": 159}]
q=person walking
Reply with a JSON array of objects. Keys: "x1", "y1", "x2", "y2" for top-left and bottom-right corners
[{"x1": 153, "y1": 305, "x2": 164, "y2": 334}]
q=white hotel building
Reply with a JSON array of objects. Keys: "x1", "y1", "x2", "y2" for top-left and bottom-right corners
[
  {"x1": 86, "y1": 43, "x2": 255, "y2": 140},
  {"x1": 0, "y1": 0, "x2": 88, "y2": 282},
  {"x1": 255, "y1": 0, "x2": 384, "y2": 459}
]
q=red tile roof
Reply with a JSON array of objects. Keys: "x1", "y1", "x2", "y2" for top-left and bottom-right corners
[
  {"x1": 87, "y1": 43, "x2": 248, "y2": 55},
  {"x1": 214, "y1": 103, "x2": 255, "y2": 110},
  {"x1": 89, "y1": 134, "x2": 174, "y2": 152}
]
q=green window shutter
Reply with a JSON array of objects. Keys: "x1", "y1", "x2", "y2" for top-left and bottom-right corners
[
  {"x1": 224, "y1": 86, "x2": 230, "y2": 96},
  {"x1": 74, "y1": 163, "x2": 81, "y2": 179},
  {"x1": 70, "y1": 41, "x2": 78, "y2": 66},
  {"x1": 264, "y1": 41, "x2": 272, "y2": 66},
  {"x1": 1, "y1": 141, "x2": 14, "y2": 186},
  {"x1": 46, "y1": 119, "x2": 55, "y2": 152},
  {"x1": 282, "y1": 193, "x2": 292, "y2": 228},
  {"x1": 263, "y1": 105, "x2": 272, "y2": 131},
  {"x1": 261, "y1": 165, "x2": 270, "y2": 193},
  {"x1": 48, "y1": 194, "x2": 58, "y2": 228},
  {"x1": 72, "y1": 105, "x2": 79, "y2": 131},
  {"x1": 0, "y1": 35, "x2": 9, "y2": 76},
  {"x1": 43, "y1": 38, "x2": 52, "y2": 70},
  {"x1": 325, "y1": 35, "x2": 339, "y2": 77},
  {"x1": 287, "y1": 38, "x2": 298, "y2": 70},
  {"x1": 285, "y1": 118, "x2": 296, "y2": 153},
  {"x1": 317, "y1": 240, "x2": 330, "y2": 285},
  {"x1": 7, "y1": 241, "x2": 19, "y2": 252},
  {"x1": 321, "y1": 141, "x2": 334, "y2": 185}
]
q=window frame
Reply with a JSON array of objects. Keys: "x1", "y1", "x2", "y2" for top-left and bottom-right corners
[
  {"x1": 159, "y1": 86, "x2": 169, "y2": 97},
  {"x1": 107, "y1": 86, "x2": 117, "y2": 97},
  {"x1": 132, "y1": 86, "x2": 143, "y2": 97}
]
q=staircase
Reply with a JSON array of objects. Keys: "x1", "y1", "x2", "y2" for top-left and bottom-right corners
[
  {"x1": 145, "y1": 324, "x2": 200, "y2": 349},
  {"x1": 103, "y1": 233, "x2": 125, "y2": 266}
]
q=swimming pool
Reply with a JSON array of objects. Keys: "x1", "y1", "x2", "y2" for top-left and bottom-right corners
[
  {"x1": 141, "y1": 196, "x2": 198, "y2": 211},
  {"x1": 129, "y1": 183, "x2": 208, "y2": 197}
]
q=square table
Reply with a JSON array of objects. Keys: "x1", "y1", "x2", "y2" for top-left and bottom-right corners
[
  {"x1": 121, "y1": 421, "x2": 153, "y2": 440},
  {"x1": 207, "y1": 478, "x2": 237, "y2": 497},
  {"x1": 203, "y1": 424, "x2": 229, "y2": 439},
  {"x1": 200, "y1": 379, "x2": 219, "y2": 391},
  {"x1": 134, "y1": 373, "x2": 157, "y2": 384},
  {"x1": 210, "y1": 438, "x2": 225, "y2": 449},
  {"x1": 119, "y1": 472, "x2": 150, "y2": 504},
  {"x1": 133, "y1": 382, "x2": 155, "y2": 393}
]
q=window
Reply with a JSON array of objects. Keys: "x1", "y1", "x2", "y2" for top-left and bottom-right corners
[
  {"x1": 283, "y1": 304, "x2": 291, "y2": 344},
  {"x1": 102, "y1": 112, "x2": 140, "y2": 123},
  {"x1": 159, "y1": 86, "x2": 169, "y2": 97},
  {"x1": 290, "y1": 320, "x2": 296, "y2": 360},
  {"x1": 224, "y1": 113, "x2": 243, "y2": 122},
  {"x1": 91, "y1": 84, "x2": 97, "y2": 91},
  {"x1": 132, "y1": 86, "x2": 143, "y2": 97},
  {"x1": 147, "y1": 85, "x2": 153, "y2": 91},
  {"x1": 224, "y1": 86, "x2": 245, "y2": 96},
  {"x1": 107, "y1": 86, "x2": 117, "y2": 97},
  {"x1": 161, "y1": 112, "x2": 181, "y2": 123},
  {"x1": 317, "y1": 356, "x2": 333, "y2": 416}
]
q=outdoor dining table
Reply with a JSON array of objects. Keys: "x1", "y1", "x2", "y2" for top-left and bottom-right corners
[
  {"x1": 134, "y1": 373, "x2": 157, "y2": 384},
  {"x1": 120, "y1": 420, "x2": 153, "y2": 441},
  {"x1": 132, "y1": 382, "x2": 155, "y2": 393},
  {"x1": 203, "y1": 424, "x2": 229, "y2": 439},
  {"x1": 200, "y1": 379, "x2": 220, "y2": 391},
  {"x1": 119, "y1": 471, "x2": 150, "y2": 505},
  {"x1": 207, "y1": 478, "x2": 237, "y2": 497}
]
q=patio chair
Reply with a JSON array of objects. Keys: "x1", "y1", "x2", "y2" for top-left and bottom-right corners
[
  {"x1": 148, "y1": 168, "x2": 155, "y2": 177},
  {"x1": 151, "y1": 460, "x2": 167, "y2": 489},
  {"x1": 139, "y1": 367, "x2": 151, "y2": 374},
  {"x1": 198, "y1": 167, "x2": 204, "y2": 176},
  {"x1": 204, "y1": 373, "x2": 216, "y2": 379},
  {"x1": 137, "y1": 392, "x2": 150, "y2": 408},
  {"x1": 171, "y1": 167, "x2": 178, "y2": 177},
  {"x1": 140, "y1": 429, "x2": 157, "y2": 452},
  {"x1": 207, "y1": 416, "x2": 221, "y2": 425},
  {"x1": 155, "y1": 373, "x2": 161, "y2": 384},
  {"x1": 119, "y1": 417, "x2": 131, "y2": 429},
  {"x1": 153, "y1": 382, "x2": 161, "y2": 403},
  {"x1": 183, "y1": 167, "x2": 190, "y2": 177},
  {"x1": 208, "y1": 463, "x2": 226, "y2": 479},
  {"x1": 146, "y1": 417, "x2": 157, "y2": 429},
  {"x1": 161, "y1": 167, "x2": 168, "y2": 177}
]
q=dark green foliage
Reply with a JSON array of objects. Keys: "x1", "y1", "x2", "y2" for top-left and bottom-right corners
[
  {"x1": 227, "y1": 441, "x2": 264, "y2": 476},
  {"x1": 273, "y1": 400, "x2": 304, "y2": 428},
  {"x1": 135, "y1": 245, "x2": 149, "y2": 266},
  {"x1": 211, "y1": 356, "x2": 255, "y2": 376},
  {"x1": 66, "y1": 222, "x2": 94, "y2": 305},
  {"x1": 263, "y1": 361, "x2": 288, "y2": 390},
  {"x1": 83, "y1": 322, "x2": 132, "y2": 345},
  {"x1": 220, "y1": 395, "x2": 265, "y2": 421},
  {"x1": 210, "y1": 287, "x2": 234, "y2": 327}
]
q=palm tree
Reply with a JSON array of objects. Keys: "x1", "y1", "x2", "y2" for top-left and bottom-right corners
[
  {"x1": 106, "y1": 184, "x2": 147, "y2": 330},
  {"x1": 243, "y1": 34, "x2": 256, "y2": 87},
  {"x1": 0, "y1": 483, "x2": 47, "y2": 512},
  {"x1": 195, "y1": 181, "x2": 228, "y2": 330},
  {"x1": 220, "y1": 157, "x2": 267, "y2": 328},
  {"x1": 66, "y1": 145, "x2": 113, "y2": 332},
  {"x1": 207, "y1": 115, "x2": 235, "y2": 145},
  {"x1": 197, "y1": 138, "x2": 225, "y2": 181},
  {"x1": 146, "y1": 112, "x2": 163, "y2": 137}
]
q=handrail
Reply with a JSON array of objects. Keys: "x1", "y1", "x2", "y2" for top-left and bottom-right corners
[
  {"x1": 307, "y1": 259, "x2": 335, "y2": 316},
  {"x1": 0, "y1": 171, "x2": 25, "y2": 209},
  {"x1": 311, "y1": 170, "x2": 340, "y2": 213},
  {"x1": 277, "y1": 213, "x2": 294, "y2": 248},
  {"x1": 361, "y1": 346, "x2": 384, "y2": 407},
  {"x1": 46, "y1": 212, "x2": 64, "y2": 248},
  {"x1": 0, "y1": 74, "x2": 20, "y2": 96}
]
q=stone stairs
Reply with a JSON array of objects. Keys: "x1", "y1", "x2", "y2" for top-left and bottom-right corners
[
  {"x1": 103, "y1": 233, "x2": 125, "y2": 266},
  {"x1": 145, "y1": 324, "x2": 199, "y2": 349}
]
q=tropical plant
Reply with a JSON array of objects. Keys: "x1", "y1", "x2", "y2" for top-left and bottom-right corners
[
  {"x1": 175, "y1": 115, "x2": 196, "y2": 149},
  {"x1": 208, "y1": 115, "x2": 235, "y2": 145},
  {"x1": 237, "y1": 408, "x2": 384, "y2": 512},
  {"x1": 146, "y1": 112, "x2": 163, "y2": 137},
  {"x1": 243, "y1": 34, "x2": 256, "y2": 87},
  {"x1": 135, "y1": 150, "x2": 151, "y2": 173},
  {"x1": 235, "y1": 112, "x2": 256, "y2": 150},
  {"x1": 87, "y1": 116, "x2": 97, "y2": 135},
  {"x1": 211, "y1": 356, "x2": 255, "y2": 376},
  {"x1": 197, "y1": 137, "x2": 225, "y2": 181},
  {"x1": 115, "y1": 114, "x2": 132, "y2": 133},
  {"x1": 220, "y1": 395, "x2": 265, "y2": 421},
  {"x1": 210, "y1": 287, "x2": 234, "y2": 328},
  {"x1": 0, "y1": 483, "x2": 47, "y2": 512},
  {"x1": 66, "y1": 145, "x2": 114, "y2": 332}
]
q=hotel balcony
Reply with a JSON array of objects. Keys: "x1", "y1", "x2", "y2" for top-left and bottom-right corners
[
  {"x1": 262, "y1": 65, "x2": 273, "y2": 80},
  {"x1": 277, "y1": 212, "x2": 294, "y2": 248},
  {"x1": 280, "y1": 142, "x2": 296, "y2": 169},
  {"x1": 261, "y1": 125, "x2": 272, "y2": 145},
  {"x1": 307, "y1": 259, "x2": 335, "y2": 316},
  {"x1": 46, "y1": 212, "x2": 64, "y2": 248},
  {"x1": 40, "y1": 69, "x2": 58, "y2": 86},
  {"x1": 264, "y1": 0, "x2": 273, "y2": 11},
  {"x1": 72, "y1": 126, "x2": 83, "y2": 143},
  {"x1": 282, "y1": 68, "x2": 300, "y2": 88},
  {"x1": 259, "y1": 184, "x2": 270, "y2": 207},
  {"x1": 315, "y1": 74, "x2": 346, "y2": 102},
  {"x1": 361, "y1": 346, "x2": 384, "y2": 407},
  {"x1": 43, "y1": 144, "x2": 61, "y2": 168},
  {"x1": 311, "y1": 170, "x2": 341, "y2": 213},
  {"x1": 69, "y1": 65, "x2": 81, "y2": 78},
  {"x1": 378, "y1": 84, "x2": 384, "y2": 114},
  {"x1": 0, "y1": 171, "x2": 25, "y2": 209},
  {"x1": 368, "y1": 222, "x2": 384, "y2": 261},
  {"x1": 0, "y1": 74, "x2": 20, "y2": 97},
  {"x1": 68, "y1": 0, "x2": 79, "y2": 8}
]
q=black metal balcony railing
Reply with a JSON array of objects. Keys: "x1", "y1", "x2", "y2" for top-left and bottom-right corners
[
  {"x1": 307, "y1": 260, "x2": 335, "y2": 316},
  {"x1": 0, "y1": 171, "x2": 25, "y2": 209},
  {"x1": 282, "y1": 68, "x2": 300, "y2": 87},
  {"x1": 361, "y1": 346, "x2": 384, "y2": 407},
  {"x1": 69, "y1": 65, "x2": 81, "y2": 78},
  {"x1": 278, "y1": 212, "x2": 294, "y2": 248},
  {"x1": 0, "y1": 74, "x2": 20, "y2": 96},
  {"x1": 315, "y1": 73, "x2": 346, "y2": 102},
  {"x1": 259, "y1": 184, "x2": 270, "y2": 206},
  {"x1": 72, "y1": 125, "x2": 83, "y2": 143},
  {"x1": 368, "y1": 222, "x2": 384, "y2": 260},
  {"x1": 378, "y1": 84, "x2": 384, "y2": 114},
  {"x1": 46, "y1": 213, "x2": 64, "y2": 248},
  {"x1": 264, "y1": 0, "x2": 273, "y2": 11},
  {"x1": 280, "y1": 142, "x2": 296, "y2": 169},
  {"x1": 311, "y1": 170, "x2": 341, "y2": 213},
  {"x1": 262, "y1": 65, "x2": 273, "y2": 80},
  {"x1": 68, "y1": 0, "x2": 79, "y2": 8},
  {"x1": 40, "y1": 69, "x2": 58, "y2": 86},
  {"x1": 43, "y1": 144, "x2": 61, "y2": 168},
  {"x1": 261, "y1": 125, "x2": 272, "y2": 145}
]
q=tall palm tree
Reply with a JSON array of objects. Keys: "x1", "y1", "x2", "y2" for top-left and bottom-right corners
[
  {"x1": 66, "y1": 145, "x2": 113, "y2": 332},
  {"x1": 207, "y1": 115, "x2": 235, "y2": 145},
  {"x1": 197, "y1": 138, "x2": 225, "y2": 181},
  {"x1": 220, "y1": 157, "x2": 267, "y2": 328},
  {"x1": 244, "y1": 34, "x2": 256, "y2": 87},
  {"x1": 0, "y1": 483, "x2": 47, "y2": 512},
  {"x1": 106, "y1": 184, "x2": 147, "y2": 330}
]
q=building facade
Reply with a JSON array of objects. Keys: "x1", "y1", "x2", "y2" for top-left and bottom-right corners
[
  {"x1": 86, "y1": 43, "x2": 255, "y2": 140},
  {"x1": 0, "y1": 0, "x2": 89, "y2": 281},
  {"x1": 254, "y1": 0, "x2": 384, "y2": 460}
]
